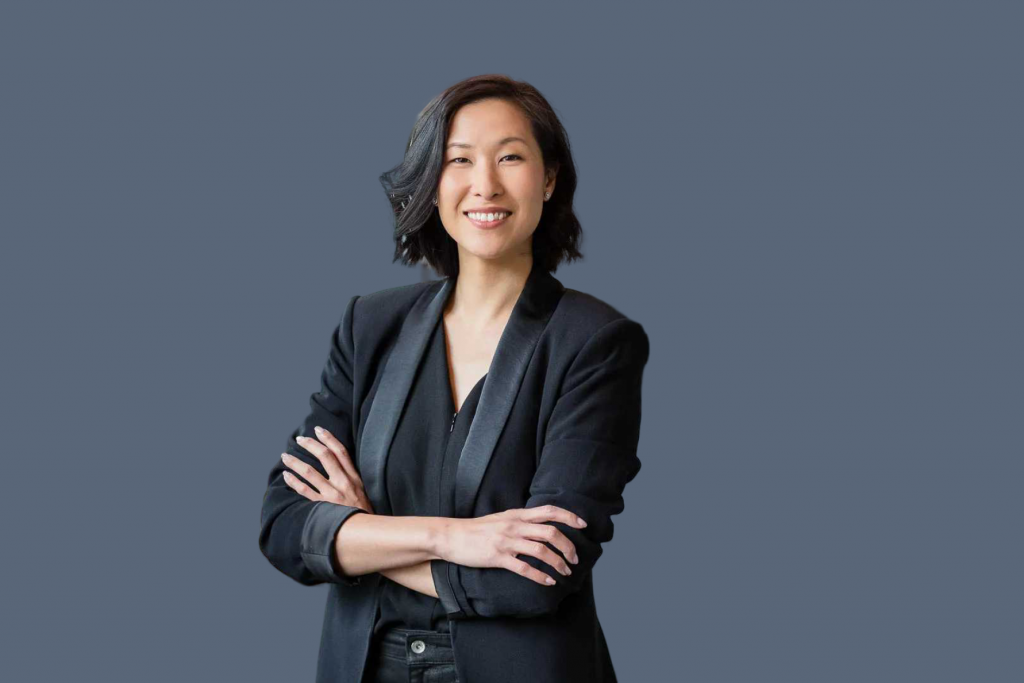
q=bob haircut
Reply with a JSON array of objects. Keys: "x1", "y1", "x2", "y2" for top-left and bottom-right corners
[{"x1": 379, "y1": 74, "x2": 583, "y2": 278}]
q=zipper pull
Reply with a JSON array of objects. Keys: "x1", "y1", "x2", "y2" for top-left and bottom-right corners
[{"x1": 450, "y1": 411, "x2": 457, "y2": 433}]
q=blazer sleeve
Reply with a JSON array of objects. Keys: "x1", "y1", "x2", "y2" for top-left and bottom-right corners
[
  {"x1": 431, "y1": 317, "x2": 650, "y2": 618},
  {"x1": 259, "y1": 294, "x2": 369, "y2": 586}
]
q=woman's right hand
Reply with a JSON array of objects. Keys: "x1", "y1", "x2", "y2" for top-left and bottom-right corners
[{"x1": 440, "y1": 506, "x2": 587, "y2": 586}]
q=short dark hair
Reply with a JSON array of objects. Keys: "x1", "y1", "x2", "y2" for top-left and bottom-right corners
[{"x1": 379, "y1": 74, "x2": 583, "y2": 278}]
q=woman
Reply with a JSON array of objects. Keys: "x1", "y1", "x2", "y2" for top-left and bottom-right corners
[{"x1": 259, "y1": 74, "x2": 650, "y2": 683}]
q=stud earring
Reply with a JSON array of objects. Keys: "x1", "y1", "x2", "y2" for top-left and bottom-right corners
[
  {"x1": 544, "y1": 191, "x2": 551, "y2": 200},
  {"x1": 433, "y1": 195, "x2": 437, "y2": 206}
]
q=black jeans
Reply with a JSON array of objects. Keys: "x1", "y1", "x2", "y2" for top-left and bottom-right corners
[{"x1": 362, "y1": 627, "x2": 460, "y2": 683}]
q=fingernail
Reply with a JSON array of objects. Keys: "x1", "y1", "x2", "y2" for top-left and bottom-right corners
[
  {"x1": 314, "y1": 426, "x2": 324, "y2": 437},
  {"x1": 545, "y1": 576, "x2": 555, "y2": 585},
  {"x1": 571, "y1": 554, "x2": 578, "y2": 565},
  {"x1": 577, "y1": 517, "x2": 587, "y2": 527},
  {"x1": 295, "y1": 435, "x2": 306, "y2": 442}
]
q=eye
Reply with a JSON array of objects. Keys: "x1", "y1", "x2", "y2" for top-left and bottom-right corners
[{"x1": 448, "y1": 154, "x2": 523, "y2": 165}]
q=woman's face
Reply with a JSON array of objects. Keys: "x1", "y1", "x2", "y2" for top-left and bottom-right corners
[{"x1": 437, "y1": 98, "x2": 557, "y2": 266}]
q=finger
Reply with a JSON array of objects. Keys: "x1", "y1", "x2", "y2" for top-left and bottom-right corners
[
  {"x1": 294, "y1": 435, "x2": 346, "y2": 482},
  {"x1": 313, "y1": 426, "x2": 361, "y2": 482},
  {"x1": 281, "y1": 452, "x2": 335, "y2": 497},
  {"x1": 282, "y1": 470, "x2": 322, "y2": 502},
  {"x1": 521, "y1": 522, "x2": 578, "y2": 565},
  {"x1": 520, "y1": 504, "x2": 587, "y2": 529},
  {"x1": 511, "y1": 538, "x2": 573, "y2": 578},
  {"x1": 503, "y1": 554, "x2": 559, "y2": 587}
]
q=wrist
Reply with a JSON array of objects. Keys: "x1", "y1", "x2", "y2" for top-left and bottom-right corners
[{"x1": 429, "y1": 517, "x2": 456, "y2": 561}]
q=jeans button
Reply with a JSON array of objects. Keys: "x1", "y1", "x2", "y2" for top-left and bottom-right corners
[{"x1": 410, "y1": 639, "x2": 426, "y2": 654}]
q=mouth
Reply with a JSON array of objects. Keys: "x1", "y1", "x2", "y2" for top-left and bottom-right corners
[{"x1": 464, "y1": 211, "x2": 512, "y2": 229}]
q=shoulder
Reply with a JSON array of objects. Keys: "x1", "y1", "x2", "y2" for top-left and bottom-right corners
[
  {"x1": 353, "y1": 278, "x2": 438, "y2": 316},
  {"x1": 549, "y1": 286, "x2": 648, "y2": 353},
  {"x1": 341, "y1": 278, "x2": 440, "y2": 344}
]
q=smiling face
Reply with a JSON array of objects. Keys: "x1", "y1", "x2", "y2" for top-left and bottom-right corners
[{"x1": 437, "y1": 98, "x2": 557, "y2": 267}]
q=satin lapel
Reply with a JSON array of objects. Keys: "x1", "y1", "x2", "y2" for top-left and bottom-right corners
[
  {"x1": 454, "y1": 265, "x2": 565, "y2": 518},
  {"x1": 359, "y1": 278, "x2": 453, "y2": 516}
]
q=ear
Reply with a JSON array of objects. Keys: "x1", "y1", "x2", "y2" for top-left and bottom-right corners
[{"x1": 545, "y1": 164, "x2": 559, "y2": 195}]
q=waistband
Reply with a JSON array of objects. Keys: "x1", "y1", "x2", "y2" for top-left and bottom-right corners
[{"x1": 374, "y1": 626, "x2": 455, "y2": 665}]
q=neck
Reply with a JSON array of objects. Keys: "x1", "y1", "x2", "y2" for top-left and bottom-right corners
[{"x1": 446, "y1": 254, "x2": 533, "y2": 329}]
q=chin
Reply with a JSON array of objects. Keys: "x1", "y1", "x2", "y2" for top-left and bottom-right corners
[{"x1": 463, "y1": 246, "x2": 507, "y2": 262}]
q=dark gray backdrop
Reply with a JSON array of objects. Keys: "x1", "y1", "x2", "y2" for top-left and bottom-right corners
[{"x1": 1, "y1": 1, "x2": 1020, "y2": 681}]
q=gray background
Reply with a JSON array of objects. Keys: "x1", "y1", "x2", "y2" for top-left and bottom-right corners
[{"x1": 1, "y1": 1, "x2": 1021, "y2": 681}]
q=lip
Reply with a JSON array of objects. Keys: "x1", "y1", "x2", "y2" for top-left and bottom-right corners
[{"x1": 464, "y1": 211, "x2": 512, "y2": 229}]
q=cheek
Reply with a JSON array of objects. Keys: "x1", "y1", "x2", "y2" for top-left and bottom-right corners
[{"x1": 438, "y1": 167, "x2": 467, "y2": 189}]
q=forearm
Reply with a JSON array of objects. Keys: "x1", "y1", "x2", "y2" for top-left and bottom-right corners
[
  {"x1": 334, "y1": 513, "x2": 451, "y2": 579},
  {"x1": 380, "y1": 561, "x2": 438, "y2": 598}
]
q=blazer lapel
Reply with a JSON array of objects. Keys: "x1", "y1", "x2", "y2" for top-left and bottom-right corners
[
  {"x1": 359, "y1": 263, "x2": 565, "y2": 518},
  {"x1": 456, "y1": 264, "x2": 565, "y2": 517},
  {"x1": 359, "y1": 277, "x2": 451, "y2": 516}
]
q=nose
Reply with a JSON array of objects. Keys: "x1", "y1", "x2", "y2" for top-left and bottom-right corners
[{"x1": 470, "y1": 160, "x2": 504, "y2": 198}]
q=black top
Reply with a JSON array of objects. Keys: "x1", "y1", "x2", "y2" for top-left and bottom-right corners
[{"x1": 371, "y1": 313, "x2": 487, "y2": 636}]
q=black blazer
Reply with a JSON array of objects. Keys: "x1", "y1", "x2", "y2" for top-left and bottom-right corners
[{"x1": 259, "y1": 263, "x2": 650, "y2": 683}]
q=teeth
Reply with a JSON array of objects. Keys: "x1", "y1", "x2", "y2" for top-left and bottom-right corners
[{"x1": 467, "y1": 212, "x2": 509, "y2": 221}]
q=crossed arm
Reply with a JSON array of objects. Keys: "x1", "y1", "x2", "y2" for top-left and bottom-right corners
[{"x1": 279, "y1": 457, "x2": 583, "y2": 591}]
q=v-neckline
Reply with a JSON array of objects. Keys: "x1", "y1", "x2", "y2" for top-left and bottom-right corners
[{"x1": 440, "y1": 316, "x2": 487, "y2": 415}]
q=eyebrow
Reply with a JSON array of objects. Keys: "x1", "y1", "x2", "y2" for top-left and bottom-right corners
[{"x1": 446, "y1": 136, "x2": 528, "y2": 150}]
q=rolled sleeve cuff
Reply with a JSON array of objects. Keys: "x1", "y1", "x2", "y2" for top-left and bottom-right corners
[
  {"x1": 431, "y1": 559, "x2": 472, "y2": 619},
  {"x1": 300, "y1": 501, "x2": 367, "y2": 585}
]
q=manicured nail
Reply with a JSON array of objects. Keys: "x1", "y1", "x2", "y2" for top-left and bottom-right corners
[
  {"x1": 314, "y1": 426, "x2": 325, "y2": 438},
  {"x1": 577, "y1": 517, "x2": 587, "y2": 527},
  {"x1": 545, "y1": 576, "x2": 555, "y2": 585}
]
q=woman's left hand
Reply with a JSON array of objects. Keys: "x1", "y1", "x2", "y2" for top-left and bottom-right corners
[{"x1": 281, "y1": 426, "x2": 376, "y2": 514}]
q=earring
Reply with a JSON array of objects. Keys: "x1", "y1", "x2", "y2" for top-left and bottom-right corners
[
  {"x1": 544, "y1": 191, "x2": 551, "y2": 200},
  {"x1": 433, "y1": 195, "x2": 438, "y2": 206}
]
